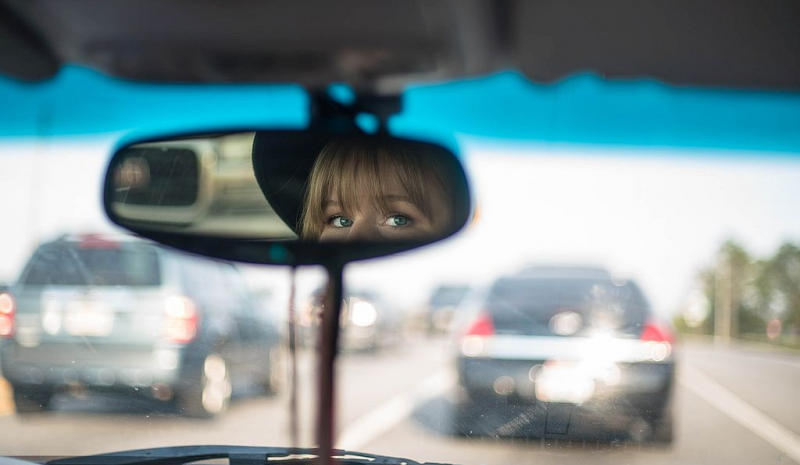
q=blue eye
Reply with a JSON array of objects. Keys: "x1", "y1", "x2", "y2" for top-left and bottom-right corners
[
  {"x1": 385, "y1": 215, "x2": 410, "y2": 227},
  {"x1": 329, "y1": 216, "x2": 354, "y2": 228}
]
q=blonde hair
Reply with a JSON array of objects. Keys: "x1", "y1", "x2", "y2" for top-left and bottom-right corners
[{"x1": 300, "y1": 137, "x2": 459, "y2": 240}]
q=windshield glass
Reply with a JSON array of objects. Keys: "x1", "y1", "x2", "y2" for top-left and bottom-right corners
[{"x1": 1, "y1": 108, "x2": 800, "y2": 465}]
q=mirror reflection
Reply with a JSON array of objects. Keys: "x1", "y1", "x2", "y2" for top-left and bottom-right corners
[
  {"x1": 111, "y1": 133, "x2": 297, "y2": 239},
  {"x1": 107, "y1": 131, "x2": 469, "y2": 246},
  {"x1": 300, "y1": 137, "x2": 463, "y2": 243}
]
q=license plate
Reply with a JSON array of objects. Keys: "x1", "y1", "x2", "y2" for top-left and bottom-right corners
[
  {"x1": 64, "y1": 301, "x2": 115, "y2": 337},
  {"x1": 534, "y1": 361, "x2": 595, "y2": 404}
]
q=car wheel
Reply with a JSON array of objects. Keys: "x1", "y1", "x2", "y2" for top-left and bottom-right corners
[
  {"x1": 178, "y1": 353, "x2": 232, "y2": 419},
  {"x1": 628, "y1": 410, "x2": 674, "y2": 446},
  {"x1": 13, "y1": 387, "x2": 53, "y2": 414},
  {"x1": 452, "y1": 399, "x2": 483, "y2": 437},
  {"x1": 650, "y1": 409, "x2": 675, "y2": 446}
]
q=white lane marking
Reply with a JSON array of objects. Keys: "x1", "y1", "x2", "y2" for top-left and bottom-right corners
[
  {"x1": 337, "y1": 369, "x2": 455, "y2": 451},
  {"x1": 680, "y1": 364, "x2": 800, "y2": 464}
]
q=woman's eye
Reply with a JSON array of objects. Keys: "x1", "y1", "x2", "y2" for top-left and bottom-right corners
[
  {"x1": 385, "y1": 215, "x2": 411, "y2": 227},
  {"x1": 328, "y1": 215, "x2": 354, "y2": 228}
]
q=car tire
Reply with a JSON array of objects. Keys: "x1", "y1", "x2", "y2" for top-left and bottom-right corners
[
  {"x1": 178, "y1": 353, "x2": 232, "y2": 419},
  {"x1": 650, "y1": 409, "x2": 675, "y2": 446},
  {"x1": 628, "y1": 409, "x2": 674, "y2": 446},
  {"x1": 13, "y1": 387, "x2": 53, "y2": 414},
  {"x1": 452, "y1": 399, "x2": 482, "y2": 437}
]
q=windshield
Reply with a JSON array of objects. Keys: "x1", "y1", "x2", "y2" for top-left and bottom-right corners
[
  {"x1": 2, "y1": 138, "x2": 799, "y2": 465},
  {"x1": 2, "y1": 93, "x2": 800, "y2": 465}
]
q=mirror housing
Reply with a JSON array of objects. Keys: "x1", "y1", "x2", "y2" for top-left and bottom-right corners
[{"x1": 104, "y1": 129, "x2": 471, "y2": 267}]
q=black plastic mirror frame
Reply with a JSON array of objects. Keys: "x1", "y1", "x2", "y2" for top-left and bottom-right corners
[{"x1": 103, "y1": 128, "x2": 472, "y2": 268}]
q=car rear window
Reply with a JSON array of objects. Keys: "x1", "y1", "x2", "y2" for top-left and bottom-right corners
[
  {"x1": 113, "y1": 146, "x2": 199, "y2": 207},
  {"x1": 21, "y1": 241, "x2": 162, "y2": 286},
  {"x1": 485, "y1": 277, "x2": 649, "y2": 337}
]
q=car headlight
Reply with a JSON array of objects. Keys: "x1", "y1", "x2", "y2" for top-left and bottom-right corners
[{"x1": 350, "y1": 301, "x2": 377, "y2": 327}]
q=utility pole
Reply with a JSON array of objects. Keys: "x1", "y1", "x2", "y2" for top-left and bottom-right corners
[{"x1": 714, "y1": 259, "x2": 732, "y2": 347}]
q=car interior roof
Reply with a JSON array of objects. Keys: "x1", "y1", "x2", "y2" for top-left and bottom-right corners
[{"x1": 1, "y1": 0, "x2": 799, "y2": 90}]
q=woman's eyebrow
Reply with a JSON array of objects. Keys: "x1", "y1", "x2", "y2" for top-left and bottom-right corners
[{"x1": 324, "y1": 200, "x2": 340, "y2": 207}]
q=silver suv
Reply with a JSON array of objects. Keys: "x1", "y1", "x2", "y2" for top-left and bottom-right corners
[{"x1": 0, "y1": 234, "x2": 284, "y2": 417}]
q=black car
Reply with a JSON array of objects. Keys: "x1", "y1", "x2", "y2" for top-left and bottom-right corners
[
  {"x1": 0, "y1": 233, "x2": 285, "y2": 417},
  {"x1": 451, "y1": 266, "x2": 676, "y2": 444},
  {"x1": 299, "y1": 288, "x2": 400, "y2": 352},
  {"x1": 425, "y1": 285, "x2": 470, "y2": 334}
]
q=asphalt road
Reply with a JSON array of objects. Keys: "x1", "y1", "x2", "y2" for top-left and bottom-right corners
[{"x1": 1, "y1": 336, "x2": 799, "y2": 465}]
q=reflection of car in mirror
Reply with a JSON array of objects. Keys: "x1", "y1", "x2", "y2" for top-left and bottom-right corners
[
  {"x1": 0, "y1": 234, "x2": 285, "y2": 418},
  {"x1": 112, "y1": 133, "x2": 297, "y2": 239}
]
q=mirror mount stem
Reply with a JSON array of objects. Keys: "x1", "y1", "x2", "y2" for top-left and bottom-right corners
[
  {"x1": 309, "y1": 91, "x2": 402, "y2": 136},
  {"x1": 287, "y1": 266, "x2": 299, "y2": 448},
  {"x1": 317, "y1": 261, "x2": 345, "y2": 464}
]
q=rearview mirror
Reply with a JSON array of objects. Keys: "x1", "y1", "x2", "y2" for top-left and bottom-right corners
[{"x1": 104, "y1": 130, "x2": 471, "y2": 266}]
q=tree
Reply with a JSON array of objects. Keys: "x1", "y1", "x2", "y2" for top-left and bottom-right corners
[
  {"x1": 716, "y1": 241, "x2": 757, "y2": 337},
  {"x1": 696, "y1": 266, "x2": 716, "y2": 335},
  {"x1": 760, "y1": 243, "x2": 800, "y2": 334},
  {"x1": 688, "y1": 240, "x2": 798, "y2": 339},
  {"x1": 695, "y1": 240, "x2": 766, "y2": 338}
]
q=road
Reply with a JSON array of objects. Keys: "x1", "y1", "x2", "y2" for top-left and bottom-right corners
[{"x1": 1, "y1": 337, "x2": 799, "y2": 465}]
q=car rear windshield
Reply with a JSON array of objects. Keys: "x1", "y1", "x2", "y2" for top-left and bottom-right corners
[
  {"x1": 112, "y1": 146, "x2": 199, "y2": 207},
  {"x1": 485, "y1": 277, "x2": 649, "y2": 337},
  {"x1": 21, "y1": 241, "x2": 162, "y2": 286}
]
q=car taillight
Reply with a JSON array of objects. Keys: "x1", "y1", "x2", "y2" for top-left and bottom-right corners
[
  {"x1": 460, "y1": 312, "x2": 495, "y2": 357},
  {"x1": 640, "y1": 318, "x2": 675, "y2": 344},
  {"x1": 464, "y1": 312, "x2": 495, "y2": 337},
  {"x1": 162, "y1": 296, "x2": 200, "y2": 344},
  {"x1": 0, "y1": 292, "x2": 15, "y2": 338},
  {"x1": 639, "y1": 318, "x2": 675, "y2": 362}
]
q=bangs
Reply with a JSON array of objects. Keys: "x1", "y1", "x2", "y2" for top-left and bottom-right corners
[
  {"x1": 324, "y1": 144, "x2": 390, "y2": 217},
  {"x1": 300, "y1": 137, "x2": 451, "y2": 240}
]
